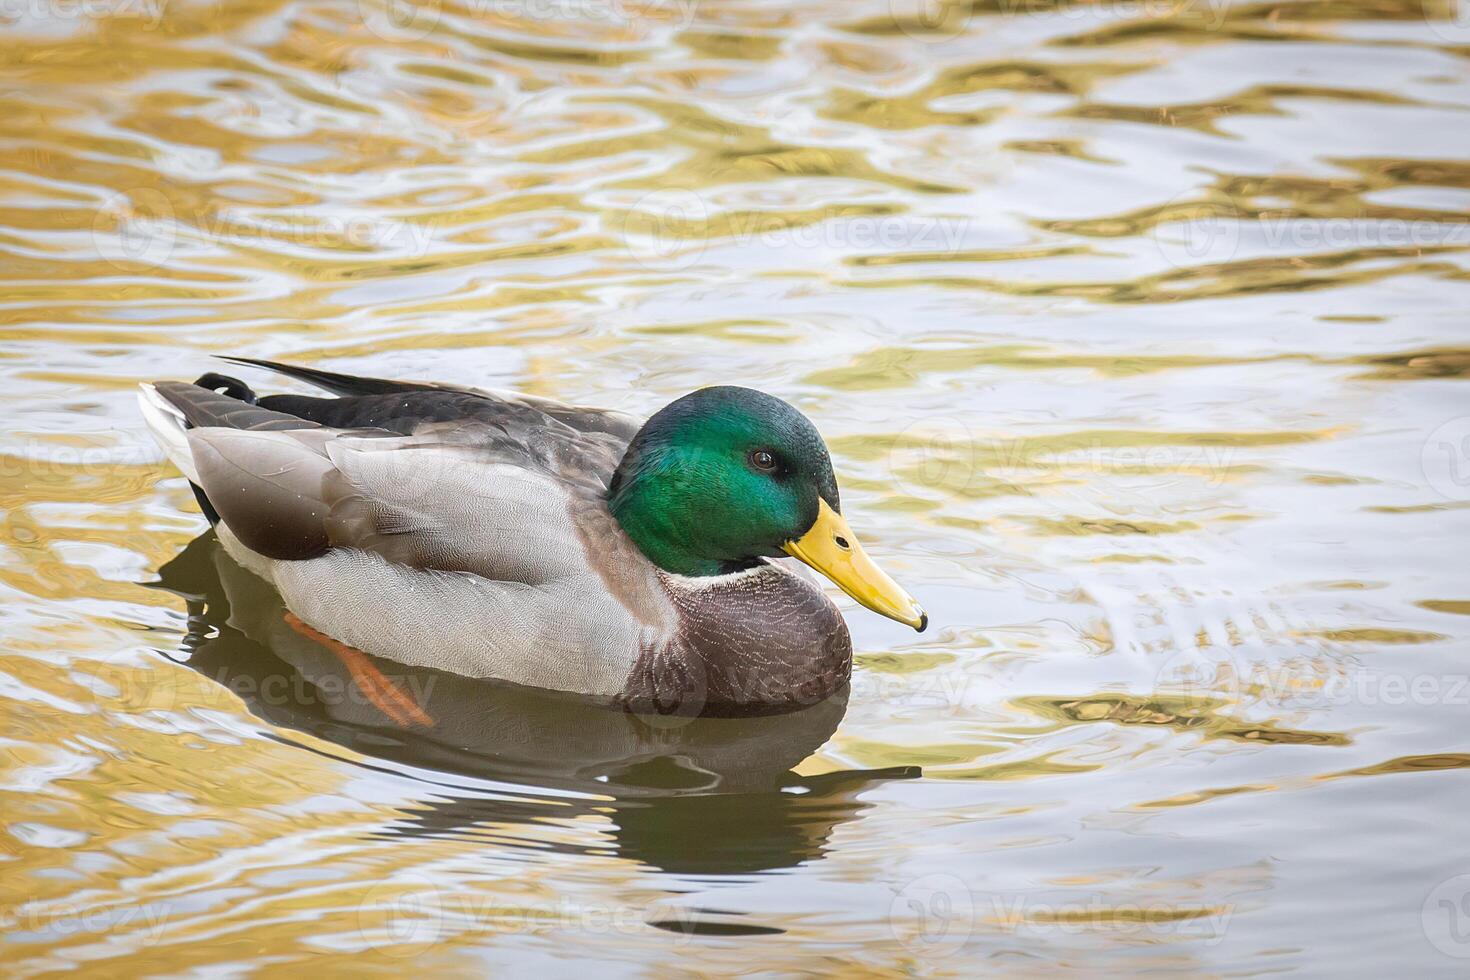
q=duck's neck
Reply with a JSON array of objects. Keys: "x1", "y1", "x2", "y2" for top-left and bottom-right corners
[
  {"x1": 608, "y1": 432, "x2": 774, "y2": 578},
  {"x1": 608, "y1": 468, "x2": 747, "y2": 578}
]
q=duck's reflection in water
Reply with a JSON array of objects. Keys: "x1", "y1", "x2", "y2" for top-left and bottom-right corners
[{"x1": 155, "y1": 531, "x2": 916, "y2": 874}]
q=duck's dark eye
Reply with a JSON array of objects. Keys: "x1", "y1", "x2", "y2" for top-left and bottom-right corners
[{"x1": 749, "y1": 449, "x2": 777, "y2": 473}]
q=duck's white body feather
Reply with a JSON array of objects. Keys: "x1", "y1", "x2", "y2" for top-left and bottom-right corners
[
  {"x1": 215, "y1": 525, "x2": 649, "y2": 695},
  {"x1": 138, "y1": 383, "x2": 198, "y2": 483}
]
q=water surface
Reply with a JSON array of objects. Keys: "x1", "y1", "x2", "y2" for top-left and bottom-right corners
[{"x1": 3, "y1": 0, "x2": 1470, "y2": 974}]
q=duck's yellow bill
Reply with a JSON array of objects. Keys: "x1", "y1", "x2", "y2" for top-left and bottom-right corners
[{"x1": 783, "y1": 499, "x2": 928, "y2": 632}]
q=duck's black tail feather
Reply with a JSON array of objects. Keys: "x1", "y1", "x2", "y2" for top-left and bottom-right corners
[
  {"x1": 218, "y1": 356, "x2": 430, "y2": 397},
  {"x1": 190, "y1": 484, "x2": 222, "y2": 525},
  {"x1": 194, "y1": 372, "x2": 257, "y2": 404}
]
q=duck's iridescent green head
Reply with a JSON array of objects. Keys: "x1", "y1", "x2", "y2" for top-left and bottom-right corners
[{"x1": 608, "y1": 386, "x2": 926, "y2": 631}]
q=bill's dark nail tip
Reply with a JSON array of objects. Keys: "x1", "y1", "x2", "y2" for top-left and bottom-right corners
[{"x1": 916, "y1": 612, "x2": 928, "y2": 633}]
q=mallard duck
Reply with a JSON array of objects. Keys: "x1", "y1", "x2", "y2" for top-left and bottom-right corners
[{"x1": 139, "y1": 358, "x2": 925, "y2": 715}]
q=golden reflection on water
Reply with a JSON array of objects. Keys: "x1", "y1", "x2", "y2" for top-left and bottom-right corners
[{"x1": 1, "y1": 0, "x2": 1469, "y2": 973}]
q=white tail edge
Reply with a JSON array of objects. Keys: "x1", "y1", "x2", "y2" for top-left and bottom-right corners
[{"x1": 137, "y1": 383, "x2": 199, "y2": 484}]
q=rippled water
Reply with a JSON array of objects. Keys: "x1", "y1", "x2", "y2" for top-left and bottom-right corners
[{"x1": 3, "y1": 0, "x2": 1470, "y2": 974}]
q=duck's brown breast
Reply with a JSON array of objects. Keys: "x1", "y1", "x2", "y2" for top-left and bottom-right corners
[{"x1": 617, "y1": 563, "x2": 852, "y2": 717}]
